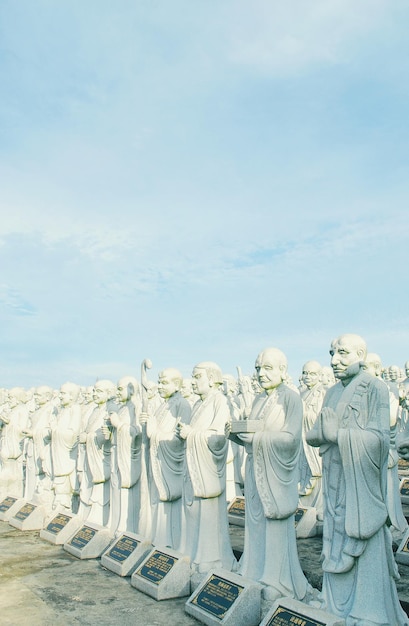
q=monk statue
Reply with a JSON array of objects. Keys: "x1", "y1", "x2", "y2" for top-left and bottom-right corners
[
  {"x1": 0, "y1": 387, "x2": 31, "y2": 498},
  {"x1": 106, "y1": 376, "x2": 142, "y2": 535},
  {"x1": 78, "y1": 379, "x2": 117, "y2": 526},
  {"x1": 298, "y1": 360, "x2": 325, "y2": 519},
  {"x1": 50, "y1": 382, "x2": 82, "y2": 512},
  {"x1": 178, "y1": 361, "x2": 237, "y2": 577},
  {"x1": 307, "y1": 334, "x2": 407, "y2": 625},
  {"x1": 141, "y1": 368, "x2": 191, "y2": 549},
  {"x1": 23, "y1": 385, "x2": 56, "y2": 505},
  {"x1": 229, "y1": 348, "x2": 312, "y2": 603}
]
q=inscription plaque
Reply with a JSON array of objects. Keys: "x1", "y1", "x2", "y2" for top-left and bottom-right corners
[
  {"x1": 45, "y1": 513, "x2": 72, "y2": 535},
  {"x1": 228, "y1": 497, "x2": 245, "y2": 517},
  {"x1": 107, "y1": 535, "x2": 140, "y2": 563},
  {"x1": 191, "y1": 573, "x2": 244, "y2": 619},
  {"x1": 294, "y1": 508, "x2": 305, "y2": 527},
  {"x1": 401, "y1": 479, "x2": 409, "y2": 496},
  {"x1": 265, "y1": 605, "x2": 325, "y2": 626},
  {"x1": 136, "y1": 550, "x2": 177, "y2": 584},
  {"x1": 14, "y1": 503, "x2": 36, "y2": 521},
  {"x1": 68, "y1": 525, "x2": 97, "y2": 549},
  {"x1": 0, "y1": 496, "x2": 17, "y2": 513}
]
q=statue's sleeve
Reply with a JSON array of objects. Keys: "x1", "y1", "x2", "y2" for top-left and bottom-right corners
[
  {"x1": 253, "y1": 389, "x2": 302, "y2": 519},
  {"x1": 340, "y1": 381, "x2": 390, "y2": 540}
]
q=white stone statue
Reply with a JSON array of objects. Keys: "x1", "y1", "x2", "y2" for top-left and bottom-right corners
[
  {"x1": 298, "y1": 360, "x2": 325, "y2": 519},
  {"x1": 178, "y1": 361, "x2": 236, "y2": 576},
  {"x1": 50, "y1": 382, "x2": 82, "y2": 512},
  {"x1": 77, "y1": 385, "x2": 96, "y2": 489},
  {"x1": 141, "y1": 368, "x2": 191, "y2": 549},
  {"x1": 0, "y1": 387, "x2": 30, "y2": 498},
  {"x1": 78, "y1": 379, "x2": 116, "y2": 526},
  {"x1": 320, "y1": 366, "x2": 336, "y2": 389},
  {"x1": 363, "y1": 353, "x2": 408, "y2": 540},
  {"x1": 22, "y1": 385, "x2": 56, "y2": 505},
  {"x1": 222, "y1": 373, "x2": 245, "y2": 501},
  {"x1": 307, "y1": 334, "x2": 407, "y2": 625},
  {"x1": 181, "y1": 378, "x2": 196, "y2": 406},
  {"x1": 229, "y1": 348, "x2": 311, "y2": 603},
  {"x1": 106, "y1": 376, "x2": 143, "y2": 535}
]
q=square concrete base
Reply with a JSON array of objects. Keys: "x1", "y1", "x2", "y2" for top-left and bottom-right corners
[
  {"x1": 40, "y1": 512, "x2": 83, "y2": 545},
  {"x1": 100, "y1": 532, "x2": 152, "y2": 576},
  {"x1": 63, "y1": 522, "x2": 113, "y2": 559},
  {"x1": 259, "y1": 596, "x2": 345, "y2": 625},
  {"x1": 0, "y1": 496, "x2": 25, "y2": 522},
  {"x1": 9, "y1": 501, "x2": 47, "y2": 530},
  {"x1": 185, "y1": 568, "x2": 263, "y2": 626},
  {"x1": 131, "y1": 546, "x2": 191, "y2": 600}
]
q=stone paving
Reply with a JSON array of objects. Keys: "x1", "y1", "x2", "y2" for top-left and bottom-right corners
[{"x1": 1, "y1": 516, "x2": 409, "y2": 625}]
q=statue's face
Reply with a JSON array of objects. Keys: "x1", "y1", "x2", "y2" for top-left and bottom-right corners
[
  {"x1": 35, "y1": 389, "x2": 50, "y2": 406},
  {"x1": 192, "y1": 367, "x2": 211, "y2": 397},
  {"x1": 59, "y1": 387, "x2": 73, "y2": 407},
  {"x1": 389, "y1": 366, "x2": 399, "y2": 381},
  {"x1": 158, "y1": 373, "x2": 178, "y2": 399},
  {"x1": 93, "y1": 385, "x2": 109, "y2": 405},
  {"x1": 181, "y1": 380, "x2": 192, "y2": 398},
  {"x1": 301, "y1": 363, "x2": 321, "y2": 389},
  {"x1": 117, "y1": 382, "x2": 130, "y2": 403},
  {"x1": 255, "y1": 353, "x2": 283, "y2": 392},
  {"x1": 330, "y1": 337, "x2": 363, "y2": 380}
]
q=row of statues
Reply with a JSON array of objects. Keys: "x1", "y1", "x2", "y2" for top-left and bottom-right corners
[{"x1": 1, "y1": 335, "x2": 409, "y2": 624}]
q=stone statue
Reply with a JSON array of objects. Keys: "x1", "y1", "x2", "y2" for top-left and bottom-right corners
[
  {"x1": 181, "y1": 379, "x2": 196, "y2": 406},
  {"x1": 141, "y1": 368, "x2": 191, "y2": 549},
  {"x1": 307, "y1": 334, "x2": 407, "y2": 625},
  {"x1": 50, "y1": 382, "x2": 82, "y2": 512},
  {"x1": 0, "y1": 387, "x2": 30, "y2": 498},
  {"x1": 178, "y1": 361, "x2": 236, "y2": 576},
  {"x1": 298, "y1": 360, "x2": 325, "y2": 519},
  {"x1": 229, "y1": 348, "x2": 311, "y2": 603},
  {"x1": 107, "y1": 376, "x2": 142, "y2": 535},
  {"x1": 363, "y1": 353, "x2": 408, "y2": 540},
  {"x1": 78, "y1": 379, "x2": 116, "y2": 526},
  {"x1": 222, "y1": 373, "x2": 245, "y2": 501},
  {"x1": 320, "y1": 366, "x2": 336, "y2": 389},
  {"x1": 77, "y1": 386, "x2": 95, "y2": 489},
  {"x1": 22, "y1": 385, "x2": 56, "y2": 506}
]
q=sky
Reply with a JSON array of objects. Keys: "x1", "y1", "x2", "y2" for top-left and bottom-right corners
[{"x1": 0, "y1": 0, "x2": 408, "y2": 390}]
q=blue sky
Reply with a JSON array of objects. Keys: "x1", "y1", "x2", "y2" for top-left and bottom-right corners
[{"x1": 0, "y1": 0, "x2": 408, "y2": 389}]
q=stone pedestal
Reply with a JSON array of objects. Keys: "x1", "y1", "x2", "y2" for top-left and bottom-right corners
[
  {"x1": 40, "y1": 511, "x2": 83, "y2": 545},
  {"x1": 9, "y1": 501, "x2": 47, "y2": 530},
  {"x1": 63, "y1": 522, "x2": 113, "y2": 559},
  {"x1": 100, "y1": 532, "x2": 152, "y2": 577},
  {"x1": 185, "y1": 569, "x2": 262, "y2": 626},
  {"x1": 131, "y1": 547, "x2": 191, "y2": 600}
]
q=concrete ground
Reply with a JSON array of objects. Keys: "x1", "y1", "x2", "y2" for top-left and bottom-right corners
[{"x1": 1, "y1": 518, "x2": 409, "y2": 626}]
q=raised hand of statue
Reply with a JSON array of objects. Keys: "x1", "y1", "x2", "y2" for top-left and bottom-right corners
[
  {"x1": 177, "y1": 422, "x2": 192, "y2": 440},
  {"x1": 238, "y1": 432, "x2": 254, "y2": 444},
  {"x1": 320, "y1": 406, "x2": 339, "y2": 443},
  {"x1": 22, "y1": 429, "x2": 33, "y2": 438},
  {"x1": 139, "y1": 412, "x2": 149, "y2": 425},
  {"x1": 79, "y1": 432, "x2": 87, "y2": 444}
]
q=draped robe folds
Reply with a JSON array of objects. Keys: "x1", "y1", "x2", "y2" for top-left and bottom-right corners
[
  {"x1": 24, "y1": 403, "x2": 56, "y2": 502},
  {"x1": 79, "y1": 406, "x2": 112, "y2": 526},
  {"x1": 298, "y1": 385, "x2": 325, "y2": 516},
  {"x1": 307, "y1": 371, "x2": 408, "y2": 626},
  {"x1": 237, "y1": 384, "x2": 310, "y2": 602},
  {"x1": 108, "y1": 401, "x2": 142, "y2": 535},
  {"x1": 50, "y1": 404, "x2": 82, "y2": 510},
  {"x1": 0, "y1": 404, "x2": 30, "y2": 498},
  {"x1": 180, "y1": 390, "x2": 237, "y2": 573},
  {"x1": 148, "y1": 392, "x2": 191, "y2": 548}
]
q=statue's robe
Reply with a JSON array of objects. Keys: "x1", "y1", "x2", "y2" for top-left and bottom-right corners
[
  {"x1": 180, "y1": 390, "x2": 236, "y2": 574},
  {"x1": 237, "y1": 384, "x2": 310, "y2": 602},
  {"x1": 307, "y1": 371, "x2": 407, "y2": 625},
  {"x1": 147, "y1": 392, "x2": 191, "y2": 548}
]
